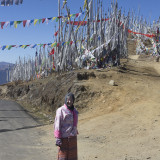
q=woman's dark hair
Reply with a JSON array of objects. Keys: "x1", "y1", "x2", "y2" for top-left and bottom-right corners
[{"x1": 65, "y1": 93, "x2": 75, "y2": 104}]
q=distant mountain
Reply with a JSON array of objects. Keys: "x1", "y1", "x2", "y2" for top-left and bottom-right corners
[
  {"x1": 0, "y1": 62, "x2": 14, "y2": 70},
  {"x1": 0, "y1": 62, "x2": 14, "y2": 85}
]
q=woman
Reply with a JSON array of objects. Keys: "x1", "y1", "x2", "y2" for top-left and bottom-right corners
[{"x1": 54, "y1": 93, "x2": 79, "y2": 160}]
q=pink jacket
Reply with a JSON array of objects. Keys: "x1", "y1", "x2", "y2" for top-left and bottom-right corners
[{"x1": 54, "y1": 104, "x2": 78, "y2": 138}]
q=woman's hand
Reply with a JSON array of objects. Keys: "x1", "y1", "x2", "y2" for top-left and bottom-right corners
[{"x1": 56, "y1": 138, "x2": 62, "y2": 147}]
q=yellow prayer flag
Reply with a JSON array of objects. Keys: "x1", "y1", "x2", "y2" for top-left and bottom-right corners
[
  {"x1": 6, "y1": 45, "x2": 9, "y2": 49},
  {"x1": 14, "y1": 21, "x2": 17, "y2": 28},
  {"x1": 51, "y1": 43, "x2": 54, "y2": 47},
  {"x1": 83, "y1": 0, "x2": 87, "y2": 10},
  {"x1": 70, "y1": 14, "x2": 73, "y2": 17},
  {"x1": 21, "y1": 45, "x2": 25, "y2": 48},
  {"x1": 52, "y1": 17, "x2": 56, "y2": 21},
  {"x1": 34, "y1": 19, "x2": 39, "y2": 26},
  {"x1": 68, "y1": 14, "x2": 73, "y2": 20}
]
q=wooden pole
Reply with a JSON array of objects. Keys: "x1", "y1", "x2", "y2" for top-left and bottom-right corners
[
  {"x1": 87, "y1": 0, "x2": 90, "y2": 50},
  {"x1": 58, "y1": 0, "x2": 60, "y2": 44}
]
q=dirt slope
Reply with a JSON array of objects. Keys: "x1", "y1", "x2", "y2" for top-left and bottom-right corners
[{"x1": 40, "y1": 58, "x2": 160, "y2": 160}]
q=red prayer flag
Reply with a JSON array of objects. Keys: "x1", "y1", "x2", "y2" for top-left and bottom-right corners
[
  {"x1": 1, "y1": 22, "x2": 5, "y2": 29},
  {"x1": 70, "y1": 41, "x2": 73, "y2": 45},
  {"x1": 23, "y1": 20, "x2": 27, "y2": 27},
  {"x1": 50, "y1": 48, "x2": 55, "y2": 55},
  {"x1": 42, "y1": 18, "x2": 46, "y2": 23},
  {"x1": 54, "y1": 31, "x2": 58, "y2": 36}
]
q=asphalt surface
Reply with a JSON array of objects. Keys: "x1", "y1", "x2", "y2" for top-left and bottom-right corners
[{"x1": 0, "y1": 100, "x2": 54, "y2": 160}]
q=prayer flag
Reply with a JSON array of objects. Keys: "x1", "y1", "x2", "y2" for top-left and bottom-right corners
[
  {"x1": 17, "y1": 21, "x2": 22, "y2": 24},
  {"x1": 39, "y1": 19, "x2": 42, "y2": 24},
  {"x1": 39, "y1": 44, "x2": 43, "y2": 47},
  {"x1": 14, "y1": 21, "x2": 17, "y2": 28},
  {"x1": 83, "y1": 0, "x2": 87, "y2": 10},
  {"x1": 76, "y1": 13, "x2": 79, "y2": 17},
  {"x1": 10, "y1": 21, "x2": 14, "y2": 27},
  {"x1": 30, "y1": 44, "x2": 34, "y2": 48},
  {"x1": 56, "y1": 17, "x2": 59, "y2": 22},
  {"x1": 42, "y1": 18, "x2": 46, "y2": 23},
  {"x1": 48, "y1": 17, "x2": 52, "y2": 21},
  {"x1": 32, "y1": 44, "x2": 37, "y2": 48},
  {"x1": 52, "y1": 17, "x2": 56, "y2": 21},
  {"x1": 23, "y1": 20, "x2": 27, "y2": 27},
  {"x1": 5, "y1": 21, "x2": 10, "y2": 27},
  {"x1": 8, "y1": 45, "x2": 12, "y2": 50},
  {"x1": 53, "y1": 42, "x2": 57, "y2": 47},
  {"x1": 54, "y1": 31, "x2": 58, "y2": 36},
  {"x1": 1, "y1": 22, "x2": 5, "y2": 29},
  {"x1": 62, "y1": 0, "x2": 67, "y2": 8},
  {"x1": 72, "y1": 14, "x2": 76, "y2": 18},
  {"x1": 51, "y1": 43, "x2": 54, "y2": 47},
  {"x1": 2, "y1": 46, "x2": 6, "y2": 50},
  {"x1": 46, "y1": 18, "x2": 49, "y2": 24},
  {"x1": 67, "y1": 41, "x2": 70, "y2": 45},
  {"x1": 24, "y1": 45, "x2": 28, "y2": 49},
  {"x1": 30, "y1": 20, "x2": 34, "y2": 25},
  {"x1": 26, "y1": 20, "x2": 31, "y2": 27},
  {"x1": 50, "y1": 48, "x2": 54, "y2": 55},
  {"x1": 70, "y1": 41, "x2": 73, "y2": 45},
  {"x1": 34, "y1": 19, "x2": 38, "y2": 26}
]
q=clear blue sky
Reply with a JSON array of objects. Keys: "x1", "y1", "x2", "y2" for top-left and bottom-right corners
[{"x1": 0, "y1": 0, "x2": 159, "y2": 64}]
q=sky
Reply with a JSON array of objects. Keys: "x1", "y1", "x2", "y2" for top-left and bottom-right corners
[{"x1": 0, "y1": 0, "x2": 159, "y2": 64}]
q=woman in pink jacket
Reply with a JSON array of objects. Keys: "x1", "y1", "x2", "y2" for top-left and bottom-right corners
[{"x1": 54, "y1": 93, "x2": 78, "y2": 160}]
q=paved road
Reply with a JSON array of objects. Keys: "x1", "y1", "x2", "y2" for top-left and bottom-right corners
[{"x1": 0, "y1": 100, "x2": 54, "y2": 160}]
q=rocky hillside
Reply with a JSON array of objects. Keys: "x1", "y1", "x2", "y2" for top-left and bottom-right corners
[{"x1": 0, "y1": 68, "x2": 105, "y2": 123}]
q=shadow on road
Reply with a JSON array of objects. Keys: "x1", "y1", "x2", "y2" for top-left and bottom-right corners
[
  {"x1": 0, "y1": 117, "x2": 32, "y2": 118},
  {"x1": 0, "y1": 124, "x2": 42, "y2": 133},
  {"x1": 0, "y1": 109, "x2": 26, "y2": 112}
]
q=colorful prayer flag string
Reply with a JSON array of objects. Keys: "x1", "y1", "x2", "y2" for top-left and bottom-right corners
[{"x1": 0, "y1": 11, "x2": 85, "y2": 29}]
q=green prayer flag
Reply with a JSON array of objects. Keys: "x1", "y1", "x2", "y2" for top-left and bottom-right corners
[
  {"x1": 24, "y1": 45, "x2": 28, "y2": 49},
  {"x1": 17, "y1": 21, "x2": 22, "y2": 24},
  {"x1": 56, "y1": 17, "x2": 59, "y2": 22},
  {"x1": 39, "y1": 19, "x2": 42, "y2": 24},
  {"x1": 72, "y1": 14, "x2": 76, "y2": 18},
  {"x1": 8, "y1": 45, "x2": 12, "y2": 50},
  {"x1": 39, "y1": 44, "x2": 43, "y2": 47},
  {"x1": 53, "y1": 43, "x2": 57, "y2": 47}
]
